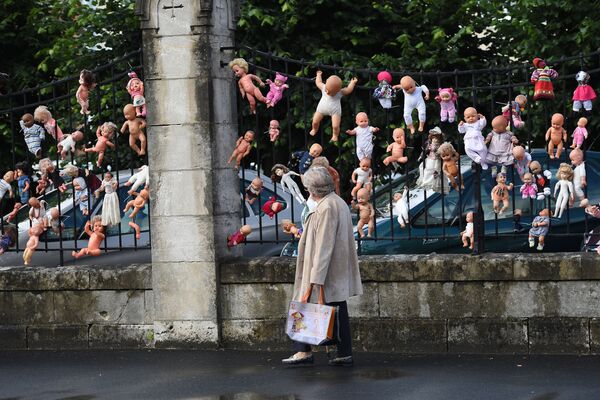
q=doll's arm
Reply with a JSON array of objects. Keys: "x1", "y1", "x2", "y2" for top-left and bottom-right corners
[
  {"x1": 235, "y1": 136, "x2": 244, "y2": 147},
  {"x1": 106, "y1": 140, "x2": 115, "y2": 149},
  {"x1": 554, "y1": 181, "x2": 560, "y2": 197},
  {"x1": 346, "y1": 128, "x2": 356, "y2": 135},
  {"x1": 315, "y1": 71, "x2": 324, "y2": 90},
  {"x1": 562, "y1": 128, "x2": 567, "y2": 142},
  {"x1": 84, "y1": 221, "x2": 93, "y2": 237},
  {"x1": 287, "y1": 171, "x2": 301, "y2": 178},
  {"x1": 457, "y1": 122, "x2": 466, "y2": 133},
  {"x1": 386, "y1": 143, "x2": 393, "y2": 152},
  {"x1": 341, "y1": 77, "x2": 358, "y2": 96},
  {"x1": 568, "y1": 182, "x2": 575, "y2": 200},
  {"x1": 249, "y1": 74, "x2": 265, "y2": 87},
  {"x1": 266, "y1": 79, "x2": 273, "y2": 86},
  {"x1": 139, "y1": 119, "x2": 147, "y2": 130},
  {"x1": 120, "y1": 121, "x2": 128, "y2": 135},
  {"x1": 96, "y1": 126, "x2": 102, "y2": 139},
  {"x1": 545, "y1": 128, "x2": 552, "y2": 141},
  {"x1": 371, "y1": 127, "x2": 380, "y2": 133},
  {"x1": 421, "y1": 85, "x2": 430, "y2": 100},
  {"x1": 368, "y1": 169, "x2": 373, "y2": 182},
  {"x1": 351, "y1": 170, "x2": 357, "y2": 183},
  {"x1": 23, "y1": 180, "x2": 30, "y2": 192},
  {"x1": 485, "y1": 132, "x2": 493, "y2": 144}
]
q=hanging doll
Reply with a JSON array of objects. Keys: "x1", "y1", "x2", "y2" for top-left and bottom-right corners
[
  {"x1": 228, "y1": 58, "x2": 266, "y2": 114},
  {"x1": 124, "y1": 186, "x2": 149, "y2": 239},
  {"x1": 265, "y1": 72, "x2": 289, "y2": 108},
  {"x1": 351, "y1": 159, "x2": 373, "y2": 199},
  {"x1": 545, "y1": 113, "x2": 567, "y2": 159},
  {"x1": 58, "y1": 130, "x2": 84, "y2": 160},
  {"x1": 23, "y1": 223, "x2": 44, "y2": 265},
  {"x1": 572, "y1": 71, "x2": 596, "y2": 112},
  {"x1": 227, "y1": 224, "x2": 252, "y2": 248},
  {"x1": 44, "y1": 207, "x2": 63, "y2": 234},
  {"x1": 529, "y1": 209, "x2": 550, "y2": 251},
  {"x1": 0, "y1": 170, "x2": 14, "y2": 200},
  {"x1": 245, "y1": 177, "x2": 263, "y2": 205},
  {"x1": 36, "y1": 173, "x2": 49, "y2": 196},
  {"x1": 352, "y1": 188, "x2": 375, "y2": 238},
  {"x1": 72, "y1": 216, "x2": 105, "y2": 260},
  {"x1": 491, "y1": 172, "x2": 513, "y2": 214},
  {"x1": 373, "y1": 71, "x2": 395, "y2": 109},
  {"x1": 62, "y1": 163, "x2": 102, "y2": 196},
  {"x1": 290, "y1": 143, "x2": 323, "y2": 174},
  {"x1": 460, "y1": 211, "x2": 474, "y2": 250},
  {"x1": 28, "y1": 197, "x2": 47, "y2": 228},
  {"x1": 227, "y1": 130, "x2": 254, "y2": 169},
  {"x1": 553, "y1": 163, "x2": 574, "y2": 218},
  {"x1": 501, "y1": 94, "x2": 527, "y2": 129},
  {"x1": 569, "y1": 148, "x2": 588, "y2": 207},
  {"x1": 512, "y1": 145, "x2": 532, "y2": 181},
  {"x1": 126, "y1": 71, "x2": 147, "y2": 118},
  {"x1": 262, "y1": 196, "x2": 284, "y2": 218},
  {"x1": 0, "y1": 225, "x2": 17, "y2": 255},
  {"x1": 393, "y1": 190, "x2": 409, "y2": 229},
  {"x1": 383, "y1": 128, "x2": 408, "y2": 166},
  {"x1": 16, "y1": 163, "x2": 30, "y2": 206},
  {"x1": 435, "y1": 88, "x2": 458, "y2": 123},
  {"x1": 38, "y1": 158, "x2": 66, "y2": 193},
  {"x1": 76, "y1": 69, "x2": 96, "y2": 115},
  {"x1": 33, "y1": 105, "x2": 64, "y2": 141},
  {"x1": 392, "y1": 76, "x2": 430, "y2": 134},
  {"x1": 458, "y1": 107, "x2": 488, "y2": 169},
  {"x1": 73, "y1": 177, "x2": 90, "y2": 216},
  {"x1": 346, "y1": 112, "x2": 380, "y2": 162},
  {"x1": 125, "y1": 165, "x2": 149, "y2": 195},
  {"x1": 268, "y1": 120, "x2": 280, "y2": 142},
  {"x1": 94, "y1": 171, "x2": 121, "y2": 227},
  {"x1": 270, "y1": 164, "x2": 306, "y2": 205},
  {"x1": 529, "y1": 161, "x2": 552, "y2": 201},
  {"x1": 85, "y1": 122, "x2": 116, "y2": 167},
  {"x1": 485, "y1": 115, "x2": 518, "y2": 171},
  {"x1": 281, "y1": 219, "x2": 302, "y2": 239},
  {"x1": 20, "y1": 113, "x2": 45, "y2": 158},
  {"x1": 311, "y1": 156, "x2": 341, "y2": 195},
  {"x1": 121, "y1": 104, "x2": 147, "y2": 156},
  {"x1": 530, "y1": 58, "x2": 558, "y2": 101},
  {"x1": 309, "y1": 71, "x2": 358, "y2": 141},
  {"x1": 417, "y1": 127, "x2": 448, "y2": 194},
  {"x1": 571, "y1": 117, "x2": 588, "y2": 149},
  {"x1": 519, "y1": 172, "x2": 537, "y2": 199},
  {"x1": 437, "y1": 142, "x2": 461, "y2": 191}
]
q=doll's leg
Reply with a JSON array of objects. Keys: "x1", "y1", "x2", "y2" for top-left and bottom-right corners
[
  {"x1": 537, "y1": 235, "x2": 545, "y2": 250},
  {"x1": 129, "y1": 206, "x2": 141, "y2": 219},
  {"x1": 331, "y1": 114, "x2": 342, "y2": 141},
  {"x1": 584, "y1": 100, "x2": 593, "y2": 111},
  {"x1": 493, "y1": 200, "x2": 500, "y2": 213},
  {"x1": 462, "y1": 233, "x2": 468, "y2": 247},
  {"x1": 555, "y1": 142, "x2": 563, "y2": 159},
  {"x1": 383, "y1": 156, "x2": 393, "y2": 166},
  {"x1": 227, "y1": 150, "x2": 239, "y2": 164},
  {"x1": 367, "y1": 219, "x2": 374, "y2": 237},
  {"x1": 87, "y1": 248, "x2": 102, "y2": 257},
  {"x1": 356, "y1": 221, "x2": 365, "y2": 238},
  {"x1": 403, "y1": 107, "x2": 415, "y2": 134},
  {"x1": 253, "y1": 87, "x2": 266, "y2": 103},
  {"x1": 265, "y1": 92, "x2": 274, "y2": 107},
  {"x1": 139, "y1": 133, "x2": 146, "y2": 156},
  {"x1": 500, "y1": 199, "x2": 509, "y2": 214},
  {"x1": 71, "y1": 248, "x2": 87, "y2": 259},
  {"x1": 310, "y1": 112, "x2": 324, "y2": 136},
  {"x1": 468, "y1": 234, "x2": 474, "y2": 249},
  {"x1": 97, "y1": 151, "x2": 104, "y2": 167},
  {"x1": 448, "y1": 107, "x2": 456, "y2": 123},
  {"x1": 440, "y1": 109, "x2": 448, "y2": 122},
  {"x1": 7, "y1": 203, "x2": 22, "y2": 222},
  {"x1": 129, "y1": 135, "x2": 141, "y2": 156},
  {"x1": 573, "y1": 100, "x2": 582, "y2": 112},
  {"x1": 129, "y1": 221, "x2": 141, "y2": 239},
  {"x1": 528, "y1": 235, "x2": 535, "y2": 248},
  {"x1": 547, "y1": 141, "x2": 555, "y2": 159},
  {"x1": 123, "y1": 200, "x2": 134, "y2": 213},
  {"x1": 246, "y1": 94, "x2": 257, "y2": 114},
  {"x1": 351, "y1": 182, "x2": 362, "y2": 199},
  {"x1": 417, "y1": 101, "x2": 427, "y2": 132},
  {"x1": 554, "y1": 196, "x2": 563, "y2": 218}
]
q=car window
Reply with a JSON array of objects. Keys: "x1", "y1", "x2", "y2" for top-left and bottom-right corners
[
  {"x1": 102, "y1": 186, "x2": 150, "y2": 237},
  {"x1": 412, "y1": 189, "x2": 461, "y2": 227}
]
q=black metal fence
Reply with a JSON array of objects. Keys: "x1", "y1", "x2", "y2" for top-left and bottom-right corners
[
  {"x1": 229, "y1": 46, "x2": 600, "y2": 255},
  {"x1": 0, "y1": 49, "x2": 150, "y2": 265}
]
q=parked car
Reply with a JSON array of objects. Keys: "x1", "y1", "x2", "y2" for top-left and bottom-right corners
[{"x1": 282, "y1": 149, "x2": 600, "y2": 256}]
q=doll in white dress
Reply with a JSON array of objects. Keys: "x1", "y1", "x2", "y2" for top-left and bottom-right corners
[
  {"x1": 271, "y1": 164, "x2": 306, "y2": 205},
  {"x1": 95, "y1": 172, "x2": 121, "y2": 226},
  {"x1": 458, "y1": 107, "x2": 488, "y2": 169}
]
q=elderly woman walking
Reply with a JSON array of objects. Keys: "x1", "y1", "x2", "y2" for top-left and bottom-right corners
[{"x1": 282, "y1": 167, "x2": 363, "y2": 366}]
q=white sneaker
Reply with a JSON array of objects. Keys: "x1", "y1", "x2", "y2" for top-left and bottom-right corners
[
  {"x1": 537, "y1": 243, "x2": 544, "y2": 251},
  {"x1": 528, "y1": 238, "x2": 535, "y2": 248}
]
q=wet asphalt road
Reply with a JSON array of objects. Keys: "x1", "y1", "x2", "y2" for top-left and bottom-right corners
[{"x1": 0, "y1": 350, "x2": 599, "y2": 400}]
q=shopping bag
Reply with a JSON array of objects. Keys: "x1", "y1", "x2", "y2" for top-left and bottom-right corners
[{"x1": 285, "y1": 284, "x2": 336, "y2": 345}]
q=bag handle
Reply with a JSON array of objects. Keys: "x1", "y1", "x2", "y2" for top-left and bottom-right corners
[{"x1": 301, "y1": 283, "x2": 325, "y2": 305}]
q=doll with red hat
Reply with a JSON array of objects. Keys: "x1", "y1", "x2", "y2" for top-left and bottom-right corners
[
  {"x1": 262, "y1": 196, "x2": 284, "y2": 218},
  {"x1": 373, "y1": 71, "x2": 395, "y2": 109},
  {"x1": 530, "y1": 58, "x2": 558, "y2": 101}
]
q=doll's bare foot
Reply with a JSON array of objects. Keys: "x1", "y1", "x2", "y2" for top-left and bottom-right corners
[
  {"x1": 570, "y1": 144, "x2": 576, "y2": 149},
  {"x1": 139, "y1": 149, "x2": 146, "y2": 156},
  {"x1": 309, "y1": 130, "x2": 317, "y2": 136},
  {"x1": 409, "y1": 126, "x2": 416, "y2": 135},
  {"x1": 330, "y1": 135, "x2": 339, "y2": 142},
  {"x1": 400, "y1": 223, "x2": 406, "y2": 228},
  {"x1": 549, "y1": 155, "x2": 555, "y2": 159},
  {"x1": 71, "y1": 250, "x2": 78, "y2": 258}
]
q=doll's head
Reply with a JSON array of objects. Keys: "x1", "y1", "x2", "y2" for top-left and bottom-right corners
[
  {"x1": 48, "y1": 207, "x2": 60, "y2": 221},
  {"x1": 377, "y1": 71, "x2": 392, "y2": 84},
  {"x1": 123, "y1": 104, "x2": 137, "y2": 120},
  {"x1": 533, "y1": 58, "x2": 546, "y2": 69},
  {"x1": 1, "y1": 225, "x2": 17, "y2": 245},
  {"x1": 466, "y1": 211, "x2": 474, "y2": 223},
  {"x1": 270, "y1": 164, "x2": 289, "y2": 182},
  {"x1": 102, "y1": 122, "x2": 118, "y2": 139},
  {"x1": 522, "y1": 172, "x2": 533, "y2": 185},
  {"x1": 400, "y1": 76, "x2": 416, "y2": 94},
  {"x1": 495, "y1": 172, "x2": 507, "y2": 184},
  {"x1": 428, "y1": 127, "x2": 444, "y2": 148},
  {"x1": 281, "y1": 219, "x2": 295, "y2": 232},
  {"x1": 310, "y1": 156, "x2": 330, "y2": 168},
  {"x1": 463, "y1": 107, "x2": 478, "y2": 124},
  {"x1": 228, "y1": 58, "x2": 249, "y2": 77},
  {"x1": 437, "y1": 142, "x2": 459, "y2": 162},
  {"x1": 61, "y1": 163, "x2": 79, "y2": 178},
  {"x1": 73, "y1": 177, "x2": 86, "y2": 191},
  {"x1": 71, "y1": 130, "x2": 84, "y2": 142},
  {"x1": 28, "y1": 197, "x2": 40, "y2": 209},
  {"x1": 392, "y1": 128, "x2": 405, "y2": 144},
  {"x1": 393, "y1": 191, "x2": 404, "y2": 202},
  {"x1": 308, "y1": 143, "x2": 323, "y2": 158},
  {"x1": 512, "y1": 145, "x2": 526, "y2": 161},
  {"x1": 551, "y1": 113, "x2": 564, "y2": 129},
  {"x1": 21, "y1": 113, "x2": 34, "y2": 128},
  {"x1": 139, "y1": 187, "x2": 150, "y2": 201},
  {"x1": 577, "y1": 117, "x2": 588, "y2": 128},
  {"x1": 269, "y1": 120, "x2": 279, "y2": 131},
  {"x1": 556, "y1": 163, "x2": 574, "y2": 181},
  {"x1": 576, "y1": 71, "x2": 590, "y2": 84},
  {"x1": 33, "y1": 106, "x2": 52, "y2": 124},
  {"x1": 269, "y1": 200, "x2": 284, "y2": 214},
  {"x1": 274, "y1": 73, "x2": 287, "y2": 86},
  {"x1": 243, "y1": 130, "x2": 255, "y2": 142},
  {"x1": 2, "y1": 170, "x2": 14, "y2": 183},
  {"x1": 514, "y1": 94, "x2": 527, "y2": 108},
  {"x1": 359, "y1": 158, "x2": 371, "y2": 172},
  {"x1": 356, "y1": 187, "x2": 370, "y2": 204},
  {"x1": 39, "y1": 158, "x2": 54, "y2": 174},
  {"x1": 355, "y1": 112, "x2": 369, "y2": 128},
  {"x1": 529, "y1": 161, "x2": 542, "y2": 175},
  {"x1": 15, "y1": 167, "x2": 24, "y2": 178},
  {"x1": 570, "y1": 148, "x2": 584, "y2": 166},
  {"x1": 126, "y1": 71, "x2": 144, "y2": 94},
  {"x1": 239, "y1": 224, "x2": 252, "y2": 236},
  {"x1": 91, "y1": 216, "x2": 104, "y2": 234},
  {"x1": 324, "y1": 75, "x2": 343, "y2": 96},
  {"x1": 103, "y1": 171, "x2": 113, "y2": 182},
  {"x1": 250, "y1": 177, "x2": 263, "y2": 191},
  {"x1": 438, "y1": 88, "x2": 456, "y2": 102},
  {"x1": 491, "y1": 115, "x2": 508, "y2": 132},
  {"x1": 539, "y1": 208, "x2": 550, "y2": 217},
  {"x1": 79, "y1": 69, "x2": 95, "y2": 88}
]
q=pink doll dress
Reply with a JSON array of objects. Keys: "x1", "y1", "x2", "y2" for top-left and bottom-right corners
[
  {"x1": 572, "y1": 127, "x2": 588, "y2": 148},
  {"x1": 520, "y1": 182, "x2": 537, "y2": 199},
  {"x1": 573, "y1": 85, "x2": 596, "y2": 102}
]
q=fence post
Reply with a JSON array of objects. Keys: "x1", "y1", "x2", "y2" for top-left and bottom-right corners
[{"x1": 472, "y1": 161, "x2": 485, "y2": 255}]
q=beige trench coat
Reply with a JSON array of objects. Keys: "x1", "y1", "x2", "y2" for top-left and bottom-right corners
[{"x1": 292, "y1": 192, "x2": 363, "y2": 303}]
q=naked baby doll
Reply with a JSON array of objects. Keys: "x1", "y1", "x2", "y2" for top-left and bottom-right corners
[
  {"x1": 23, "y1": 223, "x2": 44, "y2": 265},
  {"x1": 438, "y1": 141, "x2": 462, "y2": 190},
  {"x1": 351, "y1": 158, "x2": 373, "y2": 199},
  {"x1": 458, "y1": 107, "x2": 488, "y2": 169},
  {"x1": 120, "y1": 104, "x2": 147, "y2": 156},
  {"x1": 58, "y1": 130, "x2": 84, "y2": 160},
  {"x1": 346, "y1": 112, "x2": 380, "y2": 162},
  {"x1": 85, "y1": 122, "x2": 116, "y2": 167},
  {"x1": 309, "y1": 71, "x2": 358, "y2": 141},
  {"x1": 76, "y1": 69, "x2": 96, "y2": 115},
  {"x1": 491, "y1": 172, "x2": 513, "y2": 214},
  {"x1": 281, "y1": 219, "x2": 302, "y2": 239},
  {"x1": 227, "y1": 130, "x2": 255, "y2": 169},
  {"x1": 460, "y1": 211, "x2": 474, "y2": 250},
  {"x1": 393, "y1": 75, "x2": 430, "y2": 134},
  {"x1": 229, "y1": 58, "x2": 266, "y2": 114},
  {"x1": 352, "y1": 187, "x2": 375, "y2": 238},
  {"x1": 383, "y1": 128, "x2": 408, "y2": 166},
  {"x1": 545, "y1": 113, "x2": 567, "y2": 159},
  {"x1": 123, "y1": 186, "x2": 149, "y2": 239},
  {"x1": 72, "y1": 216, "x2": 105, "y2": 259},
  {"x1": 268, "y1": 120, "x2": 280, "y2": 142},
  {"x1": 20, "y1": 113, "x2": 45, "y2": 158}
]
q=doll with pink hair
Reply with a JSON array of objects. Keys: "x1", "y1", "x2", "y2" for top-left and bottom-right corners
[
  {"x1": 126, "y1": 71, "x2": 146, "y2": 118},
  {"x1": 435, "y1": 88, "x2": 458, "y2": 123},
  {"x1": 373, "y1": 71, "x2": 395, "y2": 109},
  {"x1": 265, "y1": 73, "x2": 289, "y2": 108},
  {"x1": 34, "y1": 105, "x2": 64, "y2": 141}
]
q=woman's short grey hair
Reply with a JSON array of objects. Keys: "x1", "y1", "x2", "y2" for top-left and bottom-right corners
[{"x1": 303, "y1": 166, "x2": 334, "y2": 198}]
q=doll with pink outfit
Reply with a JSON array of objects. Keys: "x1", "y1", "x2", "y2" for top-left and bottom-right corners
[
  {"x1": 126, "y1": 71, "x2": 146, "y2": 118},
  {"x1": 33, "y1": 106, "x2": 64, "y2": 141},
  {"x1": 571, "y1": 117, "x2": 588, "y2": 149},
  {"x1": 265, "y1": 73, "x2": 289, "y2": 108},
  {"x1": 435, "y1": 88, "x2": 458, "y2": 123},
  {"x1": 373, "y1": 71, "x2": 395, "y2": 109},
  {"x1": 572, "y1": 71, "x2": 596, "y2": 112},
  {"x1": 520, "y1": 172, "x2": 537, "y2": 199}
]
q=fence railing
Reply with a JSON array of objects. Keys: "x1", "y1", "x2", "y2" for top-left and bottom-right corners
[
  {"x1": 228, "y1": 46, "x2": 600, "y2": 255},
  {"x1": 0, "y1": 49, "x2": 150, "y2": 265}
]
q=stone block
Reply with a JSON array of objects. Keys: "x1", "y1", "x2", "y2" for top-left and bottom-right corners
[
  {"x1": 557, "y1": 281, "x2": 600, "y2": 317},
  {"x1": 455, "y1": 253, "x2": 514, "y2": 281},
  {"x1": 153, "y1": 320, "x2": 218, "y2": 348},
  {"x1": 148, "y1": 36, "x2": 203, "y2": 80},
  {"x1": 212, "y1": 171, "x2": 244, "y2": 216},
  {"x1": 347, "y1": 283, "x2": 379, "y2": 318},
  {"x1": 144, "y1": 290, "x2": 155, "y2": 324},
  {"x1": 146, "y1": 77, "x2": 208, "y2": 125},
  {"x1": 28, "y1": 325, "x2": 88, "y2": 349},
  {"x1": 352, "y1": 319, "x2": 447, "y2": 353},
  {"x1": 532, "y1": 282, "x2": 560, "y2": 317},
  {"x1": 220, "y1": 257, "x2": 295, "y2": 283},
  {"x1": 513, "y1": 253, "x2": 576, "y2": 280},
  {"x1": 581, "y1": 253, "x2": 600, "y2": 279},
  {"x1": 150, "y1": 217, "x2": 215, "y2": 263},
  {"x1": 0, "y1": 291, "x2": 54, "y2": 324},
  {"x1": 89, "y1": 324, "x2": 154, "y2": 349},
  {"x1": 528, "y1": 318, "x2": 590, "y2": 354},
  {"x1": 448, "y1": 319, "x2": 528, "y2": 354},
  {"x1": 0, "y1": 267, "x2": 89, "y2": 291},
  {"x1": 213, "y1": 213, "x2": 244, "y2": 260},
  {"x1": 504, "y1": 282, "x2": 539, "y2": 317},
  {"x1": 88, "y1": 265, "x2": 152, "y2": 290},
  {"x1": 53, "y1": 290, "x2": 145, "y2": 325},
  {"x1": 590, "y1": 318, "x2": 600, "y2": 354},
  {"x1": 153, "y1": 170, "x2": 213, "y2": 216},
  {"x1": 221, "y1": 319, "x2": 288, "y2": 351},
  {"x1": 152, "y1": 262, "x2": 217, "y2": 320},
  {"x1": 359, "y1": 255, "x2": 415, "y2": 282},
  {"x1": 0, "y1": 326, "x2": 27, "y2": 349},
  {"x1": 147, "y1": 123, "x2": 212, "y2": 172},
  {"x1": 379, "y1": 282, "x2": 432, "y2": 318},
  {"x1": 220, "y1": 283, "x2": 293, "y2": 320}
]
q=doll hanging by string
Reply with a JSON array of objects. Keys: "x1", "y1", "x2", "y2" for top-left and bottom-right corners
[
  {"x1": 125, "y1": 165, "x2": 149, "y2": 195},
  {"x1": 85, "y1": 122, "x2": 117, "y2": 167},
  {"x1": 290, "y1": 143, "x2": 323, "y2": 174},
  {"x1": 76, "y1": 69, "x2": 96, "y2": 115},
  {"x1": 227, "y1": 130, "x2": 254, "y2": 169},
  {"x1": 271, "y1": 164, "x2": 306, "y2": 205},
  {"x1": 346, "y1": 112, "x2": 380, "y2": 162},
  {"x1": 33, "y1": 105, "x2": 64, "y2": 141},
  {"x1": 529, "y1": 161, "x2": 552, "y2": 201},
  {"x1": 124, "y1": 186, "x2": 149, "y2": 239},
  {"x1": 245, "y1": 177, "x2": 263, "y2": 206},
  {"x1": 435, "y1": 88, "x2": 458, "y2": 123},
  {"x1": 571, "y1": 117, "x2": 588, "y2": 149},
  {"x1": 545, "y1": 113, "x2": 567, "y2": 159},
  {"x1": 58, "y1": 130, "x2": 84, "y2": 160},
  {"x1": 458, "y1": 107, "x2": 488, "y2": 169},
  {"x1": 438, "y1": 142, "x2": 461, "y2": 191},
  {"x1": 501, "y1": 94, "x2": 527, "y2": 129},
  {"x1": 512, "y1": 145, "x2": 532, "y2": 181},
  {"x1": 0, "y1": 225, "x2": 16, "y2": 256},
  {"x1": 126, "y1": 71, "x2": 146, "y2": 118},
  {"x1": 351, "y1": 159, "x2": 373, "y2": 199},
  {"x1": 309, "y1": 71, "x2": 358, "y2": 141},
  {"x1": 383, "y1": 128, "x2": 408, "y2": 167},
  {"x1": 417, "y1": 127, "x2": 448, "y2": 194},
  {"x1": 38, "y1": 158, "x2": 67, "y2": 193},
  {"x1": 268, "y1": 120, "x2": 280, "y2": 142},
  {"x1": 572, "y1": 71, "x2": 596, "y2": 112},
  {"x1": 281, "y1": 219, "x2": 302, "y2": 239},
  {"x1": 352, "y1": 188, "x2": 375, "y2": 238},
  {"x1": 373, "y1": 71, "x2": 395, "y2": 109},
  {"x1": 393, "y1": 75, "x2": 429, "y2": 134},
  {"x1": 0, "y1": 171, "x2": 14, "y2": 202},
  {"x1": 23, "y1": 223, "x2": 44, "y2": 265},
  {"x1": 72, "y1": 216, "x2": 105, "y2": 260},
  {"x1": 20, "y1": 113, "x2": 45, "y2": 158},
  {"x1": 519, "y1": 172, "x2": 537, "y2": 199},
  {"x1": 262, "y1": 196, "x2": 284, "y2": 219},
  {"x1": 530, "y1": 58, "x2": 558, "y2": 101},
  {"x1": 554, "y1": 163, "x2": 574, "y2": 218},
  {"x1": 529, "y1": 209, "x2": 550, "y2": 251},
  {"x1": 6, "y1": 162, "x2": 31, "y2": 223},
  {"x1": 491, "y1": 172, "x2": 513, "y2": 215},
  {"x1": 229, "y1": 58, "x2": 266, "y2": 114},
  {"x1": 227, "y1": 225, "x2": 252, "y2": 248},
  {"x1": 73, "y1": 177, "x2": 90, "y2": 216},
  {"x1": 121, "y1": 104, "x2": 147, "y2": 156},
  {"x1": 265, "y1": 72, "x2": 289, "y2": 108},
  {"x1": 393, "y1": 190, "x2": 409, "y2": 229},
  {"x1": 485, "y1": 115, "x2": 519, "y2": 175},
  {"x1": 95, "y1": 171, "x2": 121, "y2": 227}
]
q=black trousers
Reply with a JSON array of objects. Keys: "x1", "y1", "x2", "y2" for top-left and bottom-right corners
[{"x1": 292, "y1": 300, "x2": 352, "y2": 357}]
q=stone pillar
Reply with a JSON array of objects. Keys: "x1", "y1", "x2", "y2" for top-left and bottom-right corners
[{"x1": 136, "y1": 0, "x2": 241, "y2": 347}]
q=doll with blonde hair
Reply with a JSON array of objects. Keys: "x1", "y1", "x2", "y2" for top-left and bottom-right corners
[
  {"x1": 229, "y1": 58, "x2": 266, "y2": 114},
  {"x1": 554, "y1": 163, "x2": 574, "y2": 218},
  {"x1": 34, "y1": 105, "x2": 64, "y2": 141}
]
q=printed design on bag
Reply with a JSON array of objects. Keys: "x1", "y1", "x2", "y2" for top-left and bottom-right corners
[{"x1": 290, "y1": 311, "x2": 306, "y2": 332}]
